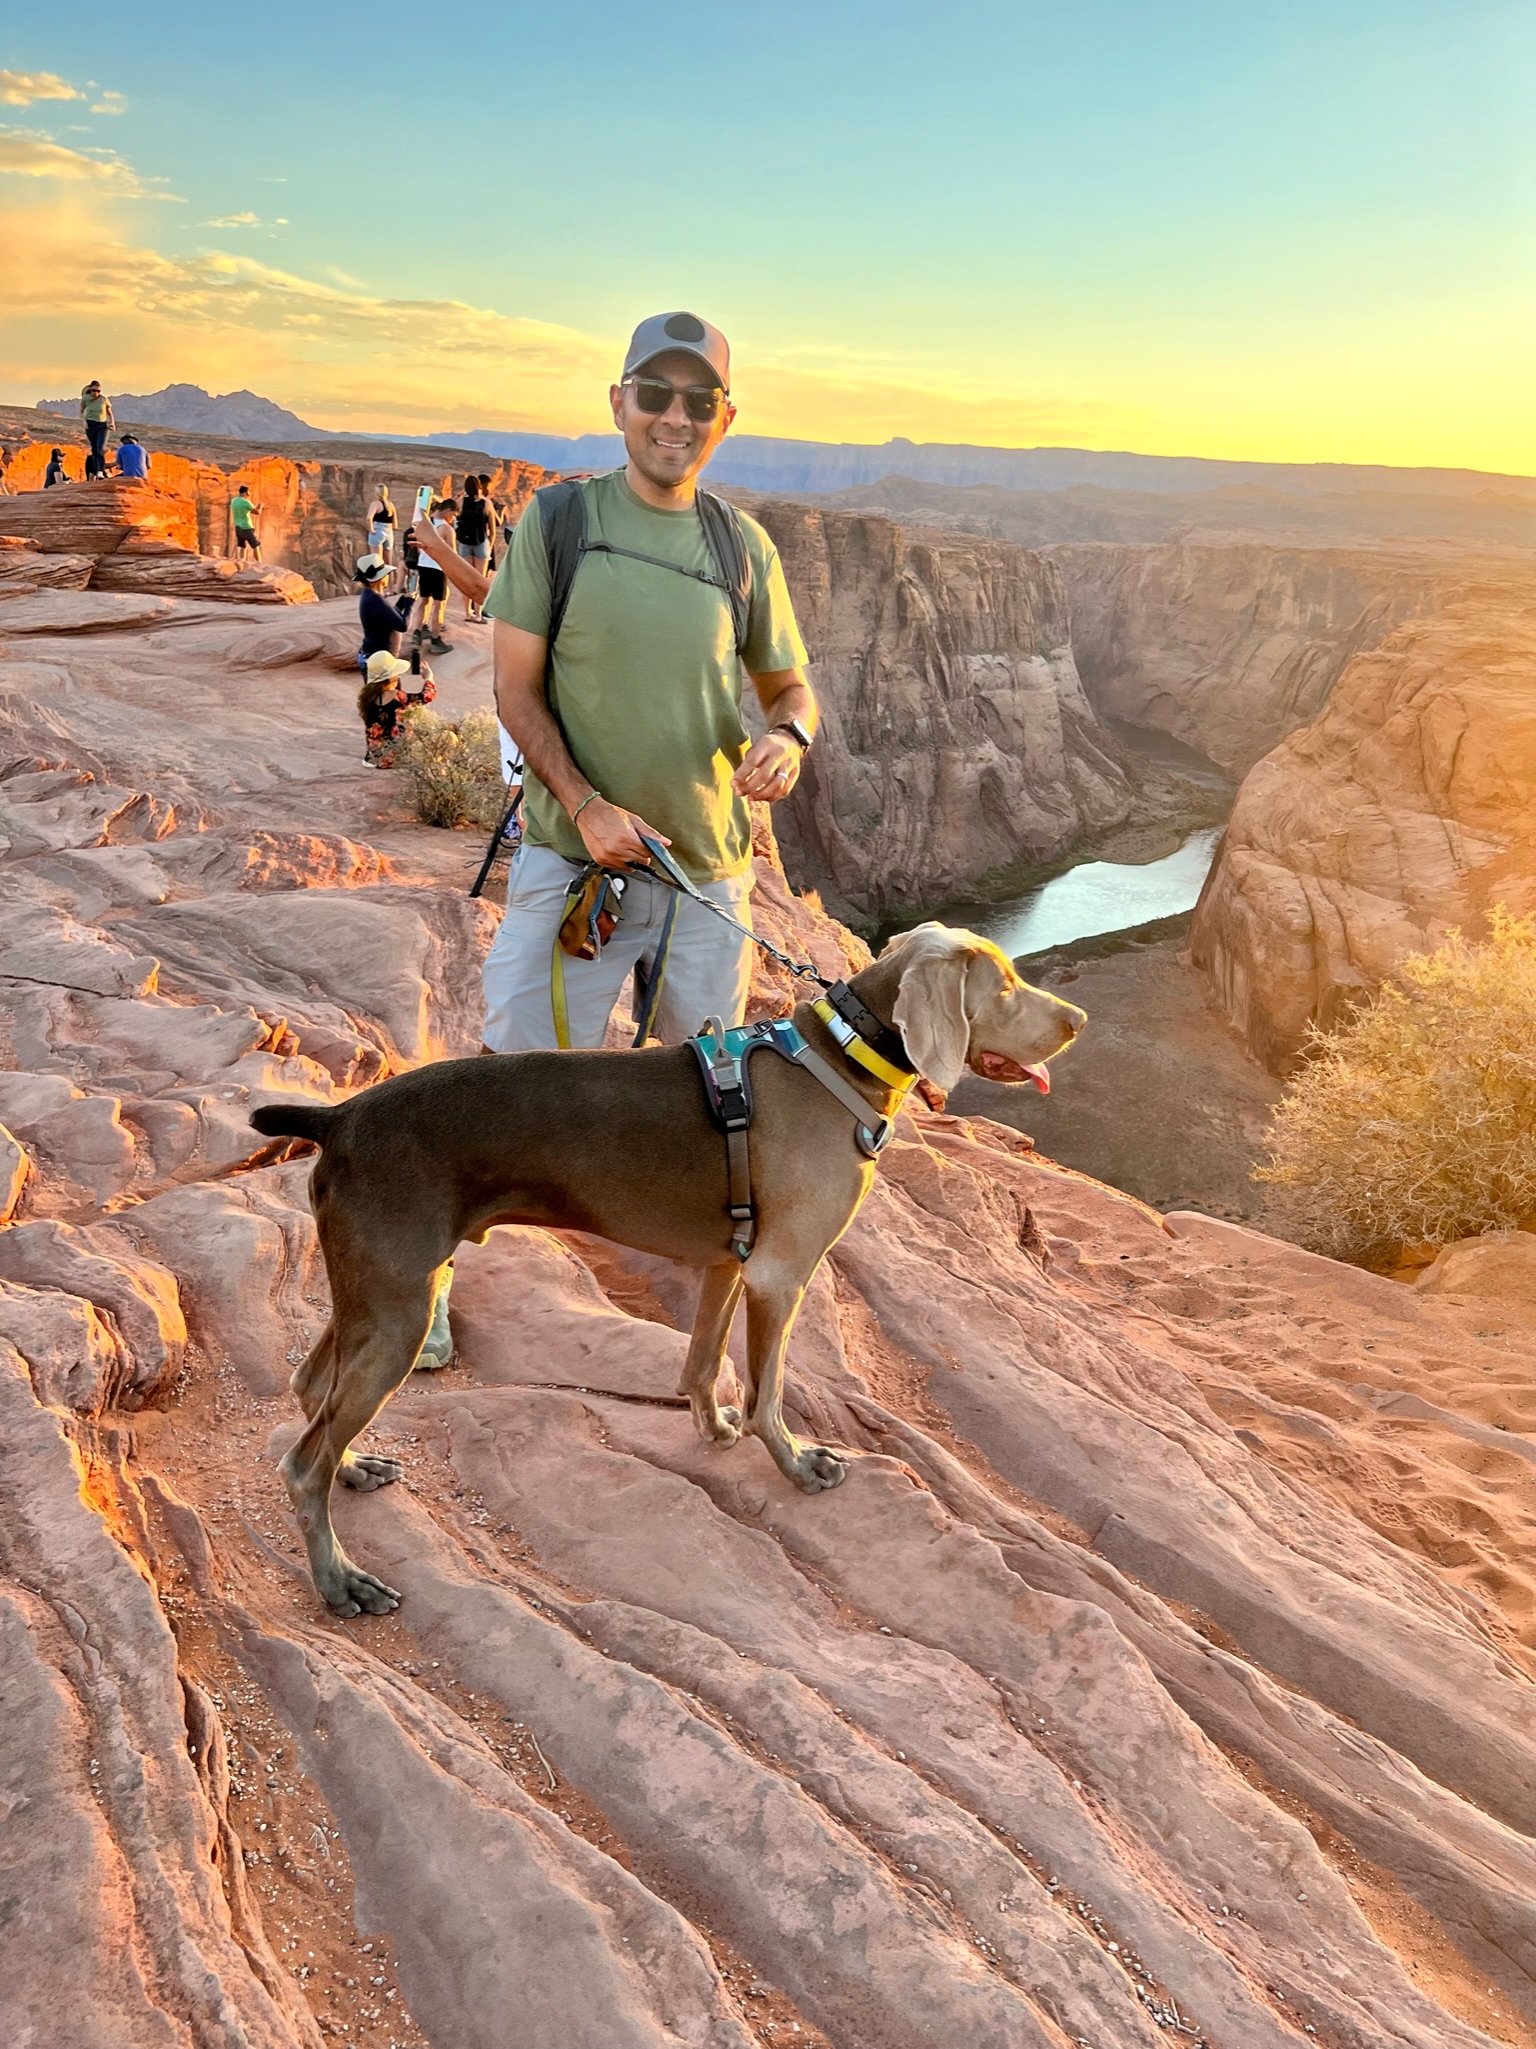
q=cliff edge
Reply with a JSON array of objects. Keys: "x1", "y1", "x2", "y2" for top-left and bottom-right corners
[
  {"x1": 3, "y1": 587, "x2": 1536, "y2": 2047},
  {"x1": 1191, "y1": 574, "x2": 1536, "y2": 1068}
]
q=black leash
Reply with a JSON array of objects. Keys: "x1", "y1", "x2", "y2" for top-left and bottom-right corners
[{"x1": 636, "y1": 836, "x2": 832, "y2": 991}]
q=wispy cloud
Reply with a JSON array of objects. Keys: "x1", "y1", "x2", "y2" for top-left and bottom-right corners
[
  {"x1": 0, "y1": 69, "x2": 83, "y2": 108},
  {"x1": 207, "y1": 210, "x2": 261, "y2": 227},
  {"x1": 0, "y1": 129, "x2": 180, "y2": 201},
  {"x1": 90, "y1": 90, "x2": 127, "y2": 115}
]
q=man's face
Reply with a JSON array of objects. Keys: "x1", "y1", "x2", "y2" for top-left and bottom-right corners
[{"x1": 610, "y1": 349, "x2": 736, "y2": 491}]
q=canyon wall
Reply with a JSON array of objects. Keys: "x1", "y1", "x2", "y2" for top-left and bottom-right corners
[
  {"x1": 740, "y1": 496, "x2": 1135, "y2": 919},
  {"x1": 0, "y1": 411, "x2": 546, "y2": 598},
  {"x1": 1190, "y1": 575, "x2": 1536, "y2": 1070},
  {"x1": 1047, "y1": 542, "x2": 1461, "y2": 774},
  {"x1": 0, "y1": 479, "x2": 316, "y2": 606}
]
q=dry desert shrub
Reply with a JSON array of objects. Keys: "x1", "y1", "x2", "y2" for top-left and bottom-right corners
[
  {"x1": 1256, "y1": 908, "x2": 1536, "y2": 1264},
  {"x1": 394, "y1": 705, "x2": 507, "y2": 830}
]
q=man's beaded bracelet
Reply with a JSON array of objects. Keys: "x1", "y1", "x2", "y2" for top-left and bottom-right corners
[{"x1": 570, "y1": 790, "x2": 603, "y2": 823}]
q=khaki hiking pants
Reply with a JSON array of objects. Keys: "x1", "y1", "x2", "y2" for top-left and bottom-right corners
[{"x1": 481, "y1": 841, "x2": 754, "y2": 1052}]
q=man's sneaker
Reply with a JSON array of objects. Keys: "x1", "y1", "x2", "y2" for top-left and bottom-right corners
[
  {"x1": 413, "y1": 1266, "x2": 455, "y2": 1371},
  {"x1": 429, "y1": 635, "x2": 454, "y2": 655}
]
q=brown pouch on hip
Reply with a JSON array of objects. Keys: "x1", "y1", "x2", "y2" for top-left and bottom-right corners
[{"x1": 557, "y1": 865, "x2": 627, "y2": 960}]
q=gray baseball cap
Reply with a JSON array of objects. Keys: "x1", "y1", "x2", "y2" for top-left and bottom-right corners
[{"x1": 622, "y1": 310, "x2": 730, "y2": 390}]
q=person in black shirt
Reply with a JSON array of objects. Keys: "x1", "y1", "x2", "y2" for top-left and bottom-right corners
[
  {"x1": 454, "y1": 477, "x2": 491, "y2": 621},
  {"x1": 44, "y1": 448, "x2": 68, "y2": 488},
  {"x1": 354, "y1": 553, "x2": 412, "y2": 676}
]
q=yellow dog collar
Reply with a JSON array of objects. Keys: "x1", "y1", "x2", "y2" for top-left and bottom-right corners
[{"x1": 812, "y1": 998, "x2": 916, "y2": 1094}]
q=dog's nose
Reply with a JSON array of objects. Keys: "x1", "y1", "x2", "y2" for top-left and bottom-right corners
[{"x1": 1057, "y1": 1004, "x2": 1086, "y2": 1044}]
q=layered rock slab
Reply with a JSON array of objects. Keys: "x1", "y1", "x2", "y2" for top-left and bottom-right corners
[
  {"x1": 1191, "y1": 580, "x2": 1536, "y2": 1065},
  {"x1": 2, "y1": 600, "x2": 1535, "y2": 2048}
]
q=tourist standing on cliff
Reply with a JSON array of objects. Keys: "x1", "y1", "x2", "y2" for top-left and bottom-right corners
[
  {"x1": 366, "y1": 485, "x2": 397, "y2": 566},
  {"x1": 454, "y1": 478, "x2": 492, "y2": 621},
  {"x1": 115, "y1": 434, "x2": 149, "y2": 481},
  {"x1": 479, "y1": 308, "x2": 816, "y2": 1053},
  {"x1": 229, "y1": 486, "x2": 263, "y2": 562},
  {"x1": 411, "y1": 497, "x2": 456, "y2": 654},
  {"x1": 477, "y1": 473, "x2": 499, "y2": 565},
  {"x1": 79, "y1": 382, "x2": 114, "y2": 479}
]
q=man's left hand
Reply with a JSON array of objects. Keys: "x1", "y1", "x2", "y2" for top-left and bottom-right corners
[{"x1": 733, "y1": 730, "x2": 802, "y2": 802}]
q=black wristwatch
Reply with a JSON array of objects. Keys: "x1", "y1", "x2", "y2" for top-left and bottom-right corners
[{"x1": 771, "y1": 718, "x2": 813, "y2": 753}]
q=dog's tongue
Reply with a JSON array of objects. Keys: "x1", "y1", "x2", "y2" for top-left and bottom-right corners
[{"x1": 973, "y1": 1052, "x2": 1051, "y2": 1092}]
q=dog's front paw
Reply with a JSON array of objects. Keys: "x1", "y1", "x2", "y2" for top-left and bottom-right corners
[
  {"x1": 339, "y1": 1452, "x2": 403, "y2": 1491},
  {"x1": 322, "y1": 1559, "x2": 401, "y2": 1618},
  {"x1": 791, "y1": 1445, "x2": 848, "y2": 1493}
]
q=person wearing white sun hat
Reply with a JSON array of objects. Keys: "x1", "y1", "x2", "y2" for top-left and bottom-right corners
[{"x1": 357, "y1": 647, "x2": 435, "y2": 769}]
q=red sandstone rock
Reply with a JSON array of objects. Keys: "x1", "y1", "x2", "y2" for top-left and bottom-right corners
[
  {"x1": 3, "y1": 597, "x2": 1535, "y2": 2046},
  {"x1": 1191, "y1": 580, "x2": 1536, "y2": 1066}
]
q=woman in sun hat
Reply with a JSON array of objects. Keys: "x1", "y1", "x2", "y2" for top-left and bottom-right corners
[
  {"x1": 358, "y1": 649, "x2": 435, "y2": 768},
  {"x1": 354, "y1": 552, "x2": 413, "y2": 676}
]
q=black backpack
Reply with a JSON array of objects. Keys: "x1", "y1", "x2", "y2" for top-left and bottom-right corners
[
  {"x1": 457, "y1": 496, "x2": 490, "y2": 546},
  {"x1": 536, "y1": 476, "x2": 752, "y2": 665}
]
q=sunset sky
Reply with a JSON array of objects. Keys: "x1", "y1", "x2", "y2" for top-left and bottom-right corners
[{"x1": 2, "y1": 1, "x2": 1531, "y2": 470}]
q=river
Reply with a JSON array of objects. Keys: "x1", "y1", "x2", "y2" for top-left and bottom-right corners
[{"x1": 957, "y1": 826, "x2": 1223, "y2": 959}]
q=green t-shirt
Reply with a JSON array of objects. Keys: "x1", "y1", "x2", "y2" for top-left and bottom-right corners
[
  {"x1": 230, "y1": 495, "x2": 256, "y2": 529},
  {"x1": 483, "y1": 470, "x2": 807, "y2": 882}
]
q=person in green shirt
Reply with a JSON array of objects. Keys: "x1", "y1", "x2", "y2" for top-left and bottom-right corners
[
  {"x1": 229, "y1": 486, "x2": 263, "y2": 562},
  {"x1": 481, "y1": 309, "x2": 818, "y2": 1054}
]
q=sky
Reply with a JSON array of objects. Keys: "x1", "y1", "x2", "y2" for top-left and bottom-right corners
[{"x1": 1, "y1": 1, "x2": 1532, "y2": 470}]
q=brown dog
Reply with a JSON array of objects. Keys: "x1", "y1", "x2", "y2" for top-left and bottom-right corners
[{"x1": 250, "y1": 924, "x2": 1084, "y2": 1615}]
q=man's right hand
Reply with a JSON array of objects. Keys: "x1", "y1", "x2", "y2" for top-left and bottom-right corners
[{"x1": 575, "y1": 797, "x2": 670, "y2": 869}]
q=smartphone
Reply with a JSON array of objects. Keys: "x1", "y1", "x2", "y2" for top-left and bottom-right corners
[{"x1": 414, "y1": 483, "x2": 434, "y2": 521}]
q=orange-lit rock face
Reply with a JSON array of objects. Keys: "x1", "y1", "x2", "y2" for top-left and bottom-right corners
[
  {"x1": 0, "y1": 477, "x2": 200, "y2": 558},
  {"x1": 1, "y1": 419, "x2": 547, "y2": 596},
  {"x1": 1191, "y1": 580, "x2": 1536, "y2": 1069}
]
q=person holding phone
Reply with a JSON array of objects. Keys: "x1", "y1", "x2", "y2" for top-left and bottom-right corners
[
  {"x1": 410, "y1": 496, "x2": 457, "y2": 655},
  {"x1": 478, "y1": 309, "x2": 817, "y2": 1054}
]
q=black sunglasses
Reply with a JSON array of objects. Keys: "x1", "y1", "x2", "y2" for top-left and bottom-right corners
[{"x1": 623, "y1": 375, "x2": 727, "y2": 423}]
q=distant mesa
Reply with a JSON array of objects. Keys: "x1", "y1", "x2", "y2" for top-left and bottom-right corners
[{"x1": 35, "y1": 382, "x2": 326, "y2": 442}]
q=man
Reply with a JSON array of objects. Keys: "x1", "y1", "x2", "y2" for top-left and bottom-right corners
[
  {"x1": 230, "y1": 484, "x2": 262, "y2": 562},
  {"x1": 480, "y1": 308, "x2": 816, "y2": 1053},
  {"x1": 115, "y1": 434, "x2": 149, "y2": 480}
]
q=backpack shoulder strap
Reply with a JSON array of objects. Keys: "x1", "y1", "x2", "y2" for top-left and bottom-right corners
[
  {"x1": 535, "y1": 478, "x2": 590, "y2": 649},
  {"x1": 695, "y1": 490, "x2": 752, "y2": 657}
]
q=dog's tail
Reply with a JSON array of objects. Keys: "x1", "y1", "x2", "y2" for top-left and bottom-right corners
[{"x1": 249, "y1": 1099, "x2": 340, "y2": 1147}]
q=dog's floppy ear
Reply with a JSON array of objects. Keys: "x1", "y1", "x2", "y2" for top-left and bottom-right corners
[{"x1": 891, "y1": 932, "x2": 974, "y2": 1091}]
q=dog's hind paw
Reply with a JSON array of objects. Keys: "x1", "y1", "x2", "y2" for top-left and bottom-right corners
[
  {"x1": 792, "y1": 1445, "x2": 849, "y2": 1493},
  {"x1": 339, "y1": 1452, "x2": 404, "y2": 1491},
  {"x1": 323, "y1": 1560, "x2": 401, "y2": 1617},
  {"x1": 692, "y1": 1400, "x2": 743, "y2": 1447}
]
